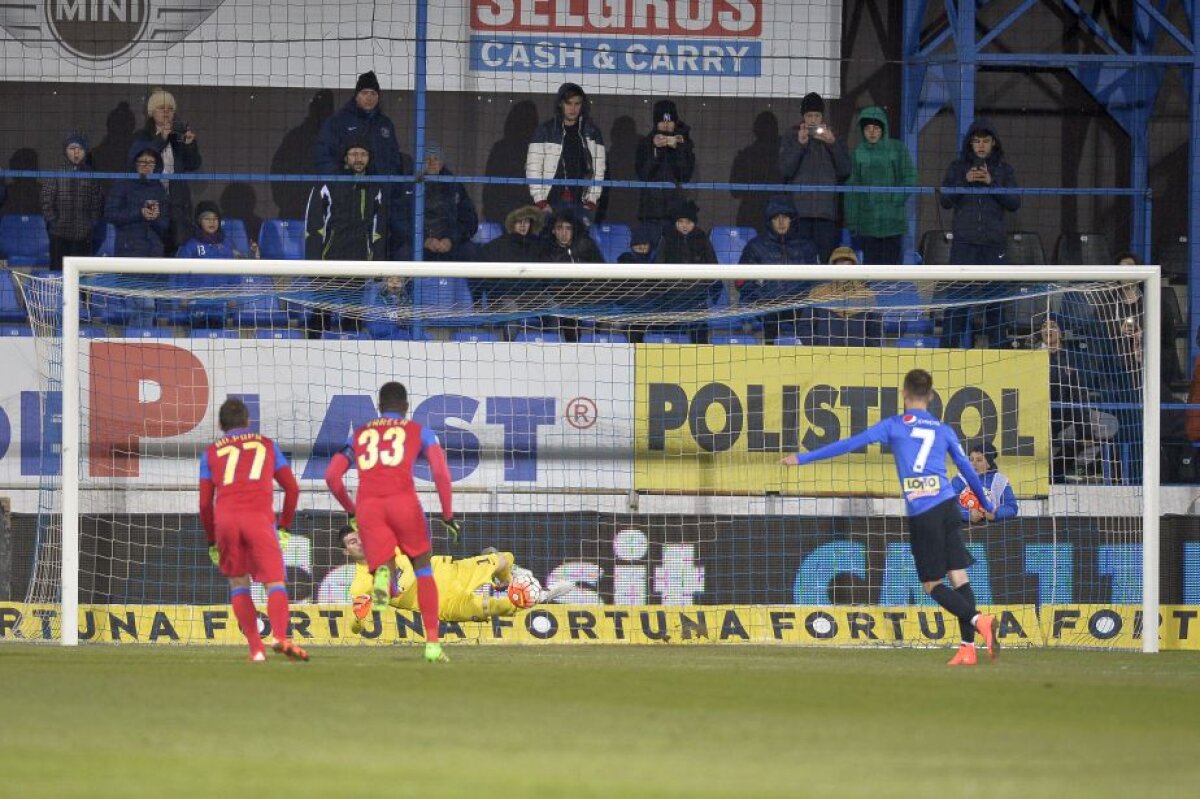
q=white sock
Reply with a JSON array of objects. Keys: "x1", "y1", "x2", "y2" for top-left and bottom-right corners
[{"x1": 970, "y1": 613, "x2": 980, "y2": 626}]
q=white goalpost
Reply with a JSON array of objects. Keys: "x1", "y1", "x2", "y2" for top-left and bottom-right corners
[{"x1": 30, "y1": 257, "x2": 1162, "y2": 652}]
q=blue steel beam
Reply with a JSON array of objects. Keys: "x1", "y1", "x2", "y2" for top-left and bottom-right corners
[{"x1": 1189, "y1": 2, "x2": 1200, "y2": 365}]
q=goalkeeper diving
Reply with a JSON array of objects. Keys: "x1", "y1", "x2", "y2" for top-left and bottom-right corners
[{"x1": 339, "y1": 526, "x2": 570, "y2": 629}]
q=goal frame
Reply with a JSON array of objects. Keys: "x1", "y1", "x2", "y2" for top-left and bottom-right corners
[{"x1": 58, "y1": 257, "x2": 1163, "y2": 651}]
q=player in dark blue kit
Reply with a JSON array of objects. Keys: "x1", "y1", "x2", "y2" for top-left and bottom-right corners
[{"x1": 781, "y1": 369, "x2": 999, "y2": 666}]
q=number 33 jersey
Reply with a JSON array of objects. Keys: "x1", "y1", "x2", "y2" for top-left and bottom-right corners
[{"x1": 341, "y1": 414, "x2": 441, "y2": 500}]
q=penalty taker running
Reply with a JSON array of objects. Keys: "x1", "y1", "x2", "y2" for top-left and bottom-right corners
[
  {"x1": 198, "y1": 398, "x2": 306, "y2": 662},
  {"x1": 782, "y1": 368, "x2": 999, "y2": 666},
  {"x1": 325, "y1": 381, "x2": 458, "y2": 663}
]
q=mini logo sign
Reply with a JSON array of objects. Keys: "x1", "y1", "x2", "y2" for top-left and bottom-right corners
[{"x1": 0, "y1": 1, "x2": 226, "y2": 65}]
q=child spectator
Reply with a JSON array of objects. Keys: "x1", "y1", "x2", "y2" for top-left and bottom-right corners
[
  {"x1": 362, "y1": 275, "x2": 412, "y2": 338},
  {"x1": 40, "y1": 132, "x2": 104, "y2": 271},
  {"x1": 806, "y1": 246, "x2": 880, "y2": 346},
  {"x1": 739, "y1": 195, "x2": 819, "y2": 267},
  {"x1": 105, "y1": 147, "x2": 170, "y2": 258},
  {"x1": 844, "y1": 106, "x2": 916, "y2": 265},
  {"x1": 654, "y1": 200, "x2": 717, "y2": 265},
  {"x1": 176, "y1": 201, "x2": 254, "y2": 259},
  {"x1": 540, "y1": 208, "x2": 604, "y2": 263},
  {"x1": 618, "y1": 224, "x2": 660, "y2": 264},
  {"x1": 635, "y1": 100, "x2": 695, "y2": 241},
  {"x1": 951, "y1": 443, "x2": 1018, "y2": 524},
  {"x1": 779, "y1": 92, "x2": 850, "y2": 262}
]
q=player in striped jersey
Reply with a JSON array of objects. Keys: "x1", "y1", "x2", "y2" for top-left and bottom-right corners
[
  {"x1": 782, "y1": 369, "x2": 999, "y2": 666},
  {"x1": 199, "y1": 398, "x2": 306, "y2": 662}
]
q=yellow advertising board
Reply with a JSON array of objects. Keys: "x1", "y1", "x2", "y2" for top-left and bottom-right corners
[
  {"x1": 8, "y1": 603, "x2": 1196, "y2": 649},
  {"x1": 634, "y1": 346, "x2": 1050, "y2": 497}
]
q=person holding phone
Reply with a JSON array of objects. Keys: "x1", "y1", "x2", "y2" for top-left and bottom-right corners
[
  {"x1": 779, "y1": 92, "x2": 850, "y2": 262},
  {"x1": 105, "y1": 146, "x2": 170, "y2": 258},
  {"x1": 128, "y1": 88, "x2": 202, "y2": 255}
]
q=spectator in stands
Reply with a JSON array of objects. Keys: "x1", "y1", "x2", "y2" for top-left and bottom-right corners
[
  {"x1": 105, "y1": 147, "x2": 170, "y2": 258},
  {"x1": 421, "y1": 143, "x2": 478, "y2": 262},
  {"x1": 362, "y1": 275, "x2": 411, "y2": 338},
  {"x1": 129, "y1": 88, "x2": 201, "y2": 255},
  {"x1": 844, "y1": 106, "x2": 916, "y2": 265},
  {"x1": 951, "y1": 443, "x2": 1018, "y2": 524},
  {"x1": 655, "y1": 199, "x2": 716, "y2": 265},
  {"x1": 539, "y1": 208, "x2": 603, "y2": 264},
  {"x1": 1039, "y1": 316, "x2": 1118, "y2": 480},
  {"x1": 936, "y1": 119, "x2": 1020, "y2": 348},
  {"x1": 805, "y1": 246, "x2": 880, "y2": 346},
  {"x1": 739, "y1": 195, "x2": 819, "y2": 267},
  {"x1": 526, "y1": 83, "x2": 606, "y2": 224},
  {"x1": 635, "y1": 100, "x2": 695, "y2": 241},
  {"x1": 176, "y1": 201, "x2": 255, "y2": 259},
  {"x1": 779, "y1": 92, "x2": 850, "y2": 262},
  {"x1": 483, "y1": 205, "x2": 544, "y2": 262},
  {"x1": 40, "y1": 131, "x2": 104, "y2": 271},
  {"x1": 315, "y1": 71, "x2": 413, "y2": 259},
  {"x1": 304, "y1": 139, "x2": 387, "y2": 261},
  {"x1": 618, "y1": 224, "x2": 659, "y2": 264}
]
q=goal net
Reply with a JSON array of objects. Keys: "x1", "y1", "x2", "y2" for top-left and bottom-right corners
[{"x1": 5, "y1": 258, "x2": 1163, "y2": 651}]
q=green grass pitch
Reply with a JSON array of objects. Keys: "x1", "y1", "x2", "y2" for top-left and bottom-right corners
[{"x1": 1, "y1": 645, "x2": 1196, "y2": 798}]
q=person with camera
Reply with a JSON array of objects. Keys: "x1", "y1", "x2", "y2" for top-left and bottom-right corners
[
  {"x1": 936, "y1": 118, "x2": 1021, "y2": 347},
  {"x1": 779, "y1": 92, "x2": 850, "y2": 263},
  {"x1": 105, "y1": 146, "x2": 171, "y2": 258},
  {"x1": 128, "y1": 88, "x2": 201, "y2": 255}
]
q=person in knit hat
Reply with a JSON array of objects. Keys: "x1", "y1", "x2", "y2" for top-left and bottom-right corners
[
  {"x1": 421, "y1": 143, "x2": 478, "y2": 262},
  {"x1": 315, "y1": 70, "x2": 414, "y2": 259},
  {"x1": 779, "y1": 91, "x2": 850, "y2": 262},
  {"x1": 40, "y1": 131, "x2": 104, "y2": 270},
  {"x1": 634, "y1": 99, "x2": 695, "y2": 241},
  {"x1": 951, "y1": 442, "x2": 1018, "y2": 523},
  {"x1": 655, "y1": 199, "x2": 716, "y2": 265},
  {"x1": 127, "y1": 87, "x2": 202, "y2": 255}
]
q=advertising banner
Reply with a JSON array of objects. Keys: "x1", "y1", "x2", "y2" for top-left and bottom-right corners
[
  {"x1": 634, "y1": 345, "x2": 1052, "y2": 497},
  {"x1": 0, "y1": 1, "x2": 842, "y2": 96}
]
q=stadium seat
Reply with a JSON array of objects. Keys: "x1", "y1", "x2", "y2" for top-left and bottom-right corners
[
  {"x1": 513, "y1": 330, "x2": 563, "y2": 343},
  {"x1": 919, "y1": 230, "x2": 953, "y2": 266},
  {"x1": 1055, "y1": 232, "x2": 1112, "y2": 265},
  {"x1": 258, "y1": 219, "x2": 305, "y2": 260},
  {"x1": 1155, "y1": 235, "x2": 1189, "y2": 283},
  {"x1": 773, "y1": 336, "x2": 803, "y2": 346},
  {"x1": 413, "y1": 277, "x2": 476, "y2": 326},
  {"x1": 0, "y1": 324, "x2": 29, "y2": 337},
  {"x1": 0, "y1": 214, "x2": 50, "y2": 267},
  {"x1": 709, "y1": 333, "x2": 757, "y2": 345},
  {"x1": 472, "y1": 221, "x2": 503, "y2": 246},
  {"x1": 79, "y1": 325, "x2": 107, "y2": 338},
  {"x1": 320, "y1": 330, "x2": 368, "y2": 340},
  {"x1": 233, "y1": 274, "x2": 289, "y2": 327},
  {"x1": 121, "y1": 326, "x2": 175, "y2": 338},
  {"x1": 221, "y1": 219, "x2": 252, "y2": 255},
  {"x1": 894, "y1": 336, "x2": 940, "y2": 348},
  {"x1": 590, "y1": 223, "x2": 632, "y2": 263},
  {"x1": 190, "y1": 329, "x2": 239, "y2": 339},
  {"x1": 452, "y1": 329, "x2": 500, "y2": 343},
  {"x1": 254, "y1": 329, "x2": 304, "y2": 340},
  {"x1": 875, "y1": 282, "x2": 934, "y2": 336},
  {"x1": 643, "y1": 331, "x2": 692, "y2": 344},
  {"x1": 95, "y1": 224, "x2": 117, "y2": 257},
  {"x1": 0, "y1": 272, "x2": 27, "y2": 323},
  {"x1": 579, "y1": 331, "x2": 629, "y2": 344},
  {"x1": 1006, "y1": 231, "x2": 1046, "y2": 265},
  {"x1": 710, "y1": 226, "x2": 756, "y2": 265}
]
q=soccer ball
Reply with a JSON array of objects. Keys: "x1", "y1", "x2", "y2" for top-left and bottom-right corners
[
  {"x1": 958, "y1": 488, "x2": 981, "y2": 510},
  {"x1": 507, "y1": 571, "x2": 543, "y2": 609}
]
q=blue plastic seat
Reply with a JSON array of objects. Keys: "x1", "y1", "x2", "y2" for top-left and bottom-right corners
[
  {"x1": 254, "y1": 329, "x2": 304, "y2": 340},
  {"x1": 0, "y1": 215, "x2": 50, "y2": 267},
  {"x1": 471, "y1": 221, "x2": 503, "y2": 246},
  {"x1": 221, "y1": 219, "x2": 252, "y2": 256},
  {"x1": 258, "y1": 219, "x2": 305, "y2": 260},
  {"x1": 0, "y1": 324, "x2": 30, "y2": 337},
  {"x1": 590, "y1": 223, "x2": 632, "y2": 263},
  {"x1": 452, "y1": 329, "x2": 500, "y2": 343},
  {"x1": 875, "y1": 282, "x2": 935, "y2": 336},
  {"x1": 232, "y1": 274, "x2": 288, "y2": 327},
  {"x1": 710, "y1": 226, "x2": 756, "y2": 265},
  {"x1": 95, "y1": 224, "x2": 117, "y2": 257},
  {"x1": 79, "y1": 325, "x2": 107, "y2": 338},
  {"x1": 894, "y1": 336, "x2": 941, "y2": 348},
  {"x1": 579, "y1": 331, "x2": 629, "y2": 344},
  {"x1": 190, "y1": 329, "x2": 239, "y2": 339},
  {"x1": 774, "y1": 336, "x2": 804, "y2": 346},
  {"x1": 414, "y1": 277, "x2": 476, "y2": 326},
  {"x1": 121, "y1": 326, "x2": 175, "y2": 338},
  {"x1": 513, "y1": 330, "x2": 563, "y2": 343},
  {"x1": 643, "y1": 331, "x2": 692, "y2": 344},
  {"x1": 320, "y1": 330, "x2": 368, "y2": 340},
  {"x1": 0, "y1": 273, "x2": 27, "y2": 323},
  {"x1": 709, "y1": 333, "x2": 758, "y2": 345}
]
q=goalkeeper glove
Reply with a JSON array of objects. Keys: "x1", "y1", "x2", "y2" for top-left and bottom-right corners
[
  {"x1": 276, "y1": 527, "x2": 291, "y2": 548},
  {"x1": 348, "y1": 515, "x2": 358, "y2": 533},
  {"x1": 439, "y1": 517, "x2": 461, "y2": 543},
  {"x1": 207, "y1": 545, "x2": 220, "y2": 568}
]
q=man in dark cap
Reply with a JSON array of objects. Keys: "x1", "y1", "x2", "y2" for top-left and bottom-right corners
[
  {"x1": 314, "y1": 70, "x2": 413, "y2": 258},
  {"x1": 779, "y1": 91, "x2": 850, "y2": 262},
  {"x1": 305, "y1": 138, "x2": 387, "y2": 261},
  {"x1": 635, "y1": 99, "x2": 695, "y2": 242}
]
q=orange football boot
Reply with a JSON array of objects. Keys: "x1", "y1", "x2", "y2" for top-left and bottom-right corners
[
  {"x1": 947, "y1": 644, "x2": 977, "y2": 666},
  {"x1": 272, "y1": 639, "x2": 310, "y2": 662},
  {"x1": 974, "y1": 614, "x2": 998, "y2": 661}
]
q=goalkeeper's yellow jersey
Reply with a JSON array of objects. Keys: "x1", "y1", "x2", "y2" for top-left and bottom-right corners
[{"x1": 348, "y1": 550, "x2": 515, "y2": 622}]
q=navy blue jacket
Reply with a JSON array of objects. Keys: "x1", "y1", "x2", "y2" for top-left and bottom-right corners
[
  {"x1": 939, "y1": 118, "x2": 1020, "y2": 247},
  {"x1": 105, "y1": 174, "x2": 170, "y2": 257}
]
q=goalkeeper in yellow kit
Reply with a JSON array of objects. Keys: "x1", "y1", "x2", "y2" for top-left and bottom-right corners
[{"x1": 340, "y1": 526, "x2": 568, "y2": 628}]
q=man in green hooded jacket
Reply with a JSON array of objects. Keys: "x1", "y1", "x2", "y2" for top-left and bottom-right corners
[{"x1": 844, "y1": 106, "x2": 917, "y2": 265}]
